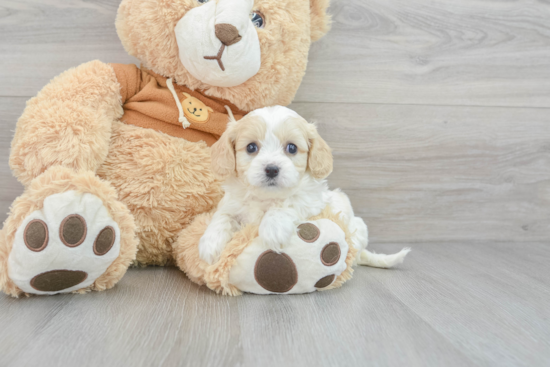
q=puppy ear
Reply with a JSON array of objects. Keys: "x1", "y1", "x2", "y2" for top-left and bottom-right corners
[
  {"x1": 307, "y1": 123, "x2": 333, "y2": 179},
  {"x1": 211, "y1": 123, "x2": 236, "y2": 179},
  {"x1": 310, "y1": 0, "x2": 332, "y2": 42}
]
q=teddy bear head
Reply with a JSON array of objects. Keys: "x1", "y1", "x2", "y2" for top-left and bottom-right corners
[{"x1": 116, "y1": 0, "x2": 331, "y2": 111}]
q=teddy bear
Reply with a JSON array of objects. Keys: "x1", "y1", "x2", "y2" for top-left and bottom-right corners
[{"x1": 0, "y1": 0, "x2": 379, "y2": 297}]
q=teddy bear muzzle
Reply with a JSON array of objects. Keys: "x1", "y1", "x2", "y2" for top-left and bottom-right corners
[{"x1": 175, "y1": 0, "x2": 261, "y2": 88}]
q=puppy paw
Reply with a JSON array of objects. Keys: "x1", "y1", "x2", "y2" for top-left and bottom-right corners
[
  {"x1": 259, "y1": 214, "x2": 296, "y2": 252},
  {"x1": 199, "y1": 231, "x2": 231, "y2": 265}
]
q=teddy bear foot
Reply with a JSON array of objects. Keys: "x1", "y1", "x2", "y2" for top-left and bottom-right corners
[
  {"x1": 228, "y1": 219, "x2": 351, "y2": 294},
  {"x1": 0, "y1": 167, "x2": 137, "y2": 297},
  {"x1": 8, "y1": 190, "x2": 123, "y2": 295}
]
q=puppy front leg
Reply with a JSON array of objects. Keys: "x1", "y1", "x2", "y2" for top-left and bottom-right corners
[
  {"x1": 199, "y1": 211, "x2": 236, "y2": 264},
  {"x1": 259, "y1": 209, "x2": 298, "y2": 252}
]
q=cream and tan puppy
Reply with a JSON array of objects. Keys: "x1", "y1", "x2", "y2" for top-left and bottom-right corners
[{"x1": 198, "y1": 106, "x2": 410, "y2": 266}]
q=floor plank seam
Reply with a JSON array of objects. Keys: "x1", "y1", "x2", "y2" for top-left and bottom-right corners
[
  {"x1": 3, "y1": 94, "x2": 550, "y2": 112},
  {"x1": 367, "y1": 274, "x2": 481, "y2": 366},
  {"x1": 291, "y1": 100, "x2": 550, "y2": 110}
]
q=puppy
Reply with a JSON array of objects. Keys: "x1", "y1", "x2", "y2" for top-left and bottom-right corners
[{"x1": 199, "y1": 106, "x2": 410, "y2": 267}]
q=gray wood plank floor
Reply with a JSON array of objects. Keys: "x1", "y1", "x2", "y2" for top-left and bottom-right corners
[
  {"x1": 0, "y1": 243, "x2": 549, "y2": 367},
  {"x1": 1, "y1": 0, "x2": 549, "y2": 366}
]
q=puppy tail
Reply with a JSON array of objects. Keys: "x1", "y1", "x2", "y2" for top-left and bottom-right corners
[{"x1": 357, "y1": 247, "x2": 410, "y2": 269}]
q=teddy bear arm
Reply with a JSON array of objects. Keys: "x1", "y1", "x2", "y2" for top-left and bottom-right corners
[{"x1": 9, "y1": 60, "x2": 124, "y2": 186}]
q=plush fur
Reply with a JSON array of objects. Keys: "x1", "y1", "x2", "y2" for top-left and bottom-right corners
[
  {"x1": 2, "y1": 0, "x2": 335, "y2": 296},
  {"x1": 200, "y1": 106, "x2": 335, "y2": 263},
  {"x1": 6, "y1": 0, "x2": 331, "y2": 270},
  {"x1": 0, "y1": 167, "x2": 137, "y2": 297},
  {"x1": 116, "y1": 0, "x2": 331, "y2": 111},
  {"x1": 10, "y1": 61, "x2": 122, "y2": 186},
  {"x1": 173, "y1": 206, "x2": 355, "y2": 296},
  {"x1": 97, "y1": 121, "x2": 223, "y2": 266},
  {"x1": 199, "y1": 106, "x2": 408, "y2": 270}
]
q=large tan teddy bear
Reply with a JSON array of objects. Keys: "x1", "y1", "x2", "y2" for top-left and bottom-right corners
[{"x1": 0, "y1": 0, "x2": 400, "y2": 297}]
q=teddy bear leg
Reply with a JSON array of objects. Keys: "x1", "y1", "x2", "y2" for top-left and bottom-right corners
[
  {"x1": 0, "y1": 167, "x2": 138, "y2": 297},
  {"x1": 228, "y1": 219, "x2": 352, "y2": 294}
]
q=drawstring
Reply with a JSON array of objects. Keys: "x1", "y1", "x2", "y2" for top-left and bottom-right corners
[
  {"x1": 224, "y1": 105, "x2": 236, "y2": 123},
  {"x1": 166, "y1": 78, "x2": 191, "y2": 129},
  {"x1": 167, "y1": 78, "x2": 237, "y2": 129}
]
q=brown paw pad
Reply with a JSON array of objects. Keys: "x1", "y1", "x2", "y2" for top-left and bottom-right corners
[
  {"x1": 30, "y1": 270, "x2": 88, "y2": 292},
  {"x1": 315, "y1": 274, "x2": 335, "y2": 289},
  {"x1": 297, "y1": 223, "x2": 320, "y2": 243},
  {"x1": 321, "y1": 242, "x2": 341, "y2": 266},
  {"x1": 60, "y1": 214, "x2": 87, "y2": 247},
  {"x1": 254, "y1": 250, "x2": 298, "y2": 293},
  {"x1": 94, "y1": 226, "x2": 116, "y2": 256},
  {"x1": 24, "y1": 220, "x2": 49, "y2": 252}
]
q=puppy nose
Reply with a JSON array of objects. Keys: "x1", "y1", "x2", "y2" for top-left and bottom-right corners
[
  {"x1": 215, "y1": 24, "x2": 242, "y2": 46},
  {"x1": 265, "y1": 165, "x2": 279, "y2": 179}
]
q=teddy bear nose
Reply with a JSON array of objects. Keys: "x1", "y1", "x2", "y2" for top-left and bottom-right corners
[{"x1": 215, "y1": 24, "x2": 242, "y2": 46}]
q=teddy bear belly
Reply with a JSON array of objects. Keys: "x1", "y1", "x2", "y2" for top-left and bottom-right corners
[{"x1": 97, "y1": 121, "x2": 223, "y2": 266}]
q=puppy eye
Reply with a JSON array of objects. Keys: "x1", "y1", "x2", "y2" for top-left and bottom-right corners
[
  {"x1": 286, "y1": 143, "x2": 298, "y2": 155},
  {"x1": 247, "y1": 143, "x2": 259, "y2": 154},
  {"x1": 197, "y1": 0, "x2": 209, "y2": 3},
  {"x1": 250, "y1": 11, "x2": 265, "y2": 28}
]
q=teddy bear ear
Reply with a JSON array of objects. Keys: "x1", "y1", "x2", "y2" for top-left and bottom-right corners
[
  {"x1": 207, "y1": 107, "x2": 214, "y2": 112},
  {"x1": 310, "y1": 0, "x2": 332, "y2": 42},
  {"x1": 182, "y1": 92, "x2": 191, "y2": 98}
]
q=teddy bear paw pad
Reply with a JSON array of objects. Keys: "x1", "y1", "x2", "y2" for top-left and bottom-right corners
[
  {"x1": 297, "y1": 223, "x2": 320, "y2": 242},
  {"x1": 320, "y1": 242, "x2": 341, "y2": 266},
  {"x1": 253, "y1": 251, "x2": 298, "y2": 293},
  {"x1": 315, "y1": 274, "x2": 336, "y2": 289},
  {"x1": 8, "y1": 191, "x2": 121, "y2": 295},
  {"x1": 229, "y1": 219, "x2": 349, "y2": 294}
]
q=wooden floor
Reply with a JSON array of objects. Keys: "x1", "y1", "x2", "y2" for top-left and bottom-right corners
[
  {"x1": 1, "y1": 0, "x2": 549, "y2": 366},
  {"x1": 1, "y1": 243, "x2": 549, "y2": 367}
]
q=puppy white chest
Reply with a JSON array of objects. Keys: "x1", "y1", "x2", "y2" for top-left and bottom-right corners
[{"x1": 236, "y1": 198, "x2": 283, "y2": 226}]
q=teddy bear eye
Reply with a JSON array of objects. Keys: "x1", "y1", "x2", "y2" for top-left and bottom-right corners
[
  {"x1": 247, "y1": 143, "x2": 259, "y2": 154},
  {"x1": 286, "y1": 143, "x2": 297, "y2": 155},
  {"x1": 250, "y1": 11, "x2": 265, "y2": 28}
]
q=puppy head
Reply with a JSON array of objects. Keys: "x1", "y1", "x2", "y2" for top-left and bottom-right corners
[{"x1": 211, "y1": 106, "x2": 333, "y2": 192}]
